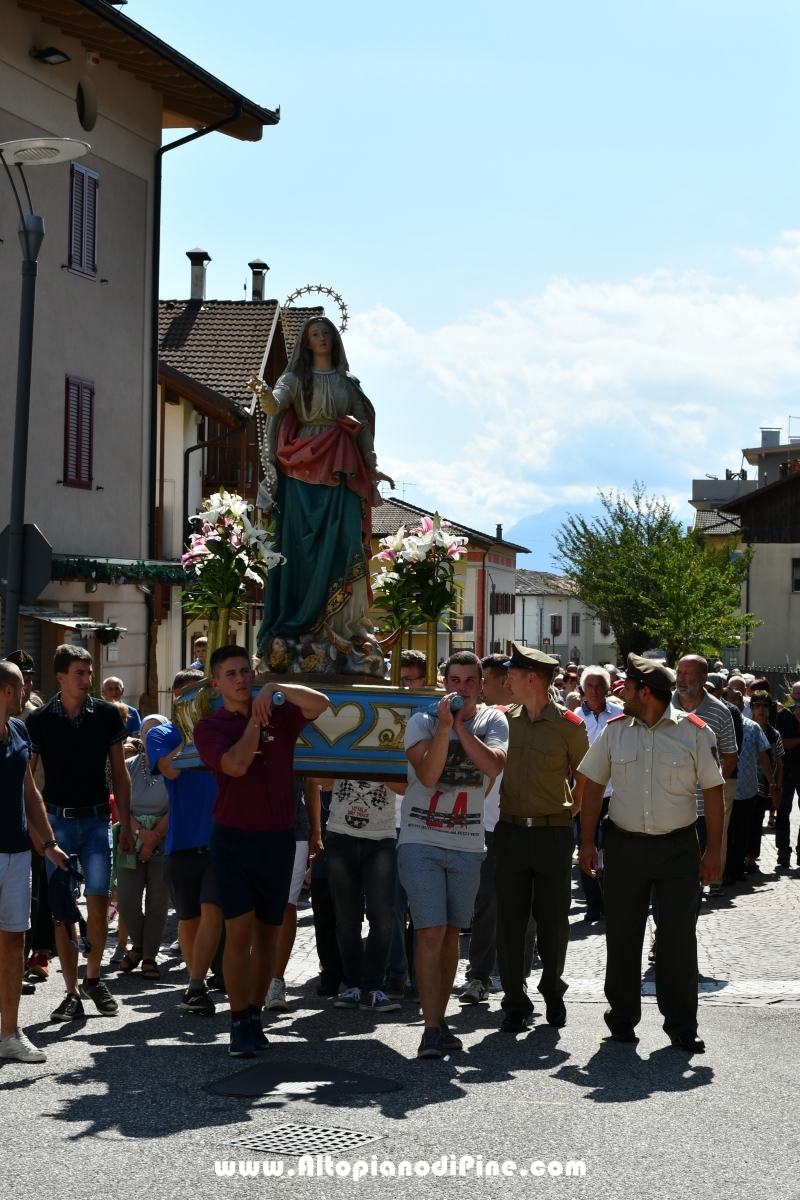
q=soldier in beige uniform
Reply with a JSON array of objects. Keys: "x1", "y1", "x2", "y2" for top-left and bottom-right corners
[
  {"x1": 495, "y1": 644, "x2": 589, "y2": 1033},
  {"x1": 578, "y1": 654, "x2": 724, "y2": 1052}
]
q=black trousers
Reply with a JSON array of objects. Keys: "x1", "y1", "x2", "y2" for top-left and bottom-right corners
[
  {"x1": 776, "y1": 771, "x2": 800, "y2": 852},
  {"x1": 310, "y1": 877, "x2": 343, "y2": 989},
  {"x1": 724, "y1": 796, "x2": 757, "y2": 883},
  {"x1": 493, "y1": 820, "x2": 574, "y2": 1016},
  {"x1": 466, "y1": 829, "x2": 538, "y2": 986},
  {"x1": 25, "y1": 851, "x2": 54, "y2": 956},
  {"x1": 603, "y1": 822, "x2": 700, "y2": 1037}
]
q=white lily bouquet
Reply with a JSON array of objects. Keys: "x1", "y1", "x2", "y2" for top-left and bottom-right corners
[{"x1": 181, "y1": 487, "x2": 285, "y2": 628}]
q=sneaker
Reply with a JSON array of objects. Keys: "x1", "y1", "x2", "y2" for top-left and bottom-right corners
[
  {"x1": 167, "y1": 939, "x2": 182, "y2": 955},
  {"x1": 25, "y1": 951, "x2": 49, "y2": 981},
  {"x1": 417, "y1": 1026, "x2": 444, "y2": 1058},
  {"x1": 207, "y1": 973, "x2": 227, "y2": 994},
  {"x1": 180, "y1": 986, "x2": 215, "y2": 1016},
  {"x1": 107, "y1": 901, "x2": 119, "y2": 926},
  {"x1": 82, "y1": 978, "x2": 119, "y2": 1016},
  {"x1": 229, "y1": 1019, "x2": 255, "y2": 1058},
  {"x1": 383, "y1": 977, "x2": 406, "y2": 1001},
  {"x1": 459, "y1": 978, "x2": 489, "y2": 1005},
  {"x1": 266, "y1": 977, "x2": 290, "y2": 1011},
  {"x1": 0, "y1": 1029, "x2": 46, "y2": 1063},
  {"x1": 249, "y1": 1014, "x2": 269, "y2": 1050},
  {"x1": 50, "y1": 993, "x2": 85, "y2": 1022},
  {"x1": 708, "y1": 882, "x2": 723, "y2": 897},
  {"x1": 359, "y1": 989, "x2": 401, "y2": 1012},
  {"x1": 440, "y1": 1021, "x2": 463, "y2": 1052},
  {"x1": 109, "y1": 944, "x2": 129, "y2": 964},
  {"x1": 334, "y1": 987, "x2": 362, "y2": 1009}
]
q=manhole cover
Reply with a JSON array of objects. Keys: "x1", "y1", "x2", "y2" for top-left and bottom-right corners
[
  {"x1": 226, "y1": 1124, "x2": 383, "y2": 1155},
  {"x1": 206, "y1": 1059, "x2": 401, "y2": 1098}
]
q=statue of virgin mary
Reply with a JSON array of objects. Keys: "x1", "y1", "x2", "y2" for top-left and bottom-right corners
[{"x1": 248, "y1": 316, "x2": 394, "y2": 672}]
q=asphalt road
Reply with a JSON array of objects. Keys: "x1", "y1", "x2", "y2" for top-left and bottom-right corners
[{"x1": 5, "y1": 811, "x2": 800, "y2": 1200}]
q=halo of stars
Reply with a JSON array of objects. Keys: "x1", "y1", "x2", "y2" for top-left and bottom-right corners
[{"x1": 283, "y1": 284, "x2": 349, "y2": 333}]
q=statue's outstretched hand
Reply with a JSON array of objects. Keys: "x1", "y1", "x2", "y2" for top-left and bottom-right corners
[
  {"x1": 246, "y1": 374, "x2": 266, "y2": 395},
  {"x1": 372, "y1": 469, "x2": 395, "y2": 490}
]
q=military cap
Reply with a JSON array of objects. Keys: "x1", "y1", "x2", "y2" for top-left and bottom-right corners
[
  {"x1": 504, "y1": 642, "x2": 560, "y2": 671},
  {"x1": 6, "y1": 649, "x2": 34, "y2": 673},
  {"x1": 625, "y1": 652, "x2": 675, "y2": 693}
]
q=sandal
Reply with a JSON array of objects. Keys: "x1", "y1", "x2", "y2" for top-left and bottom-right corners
[
  {"x1": 141, "y1": 959, "x2": 161, "y2": 980},
  {"x1": 118, "y1": 947, "x2": 143, "y2": 973}
]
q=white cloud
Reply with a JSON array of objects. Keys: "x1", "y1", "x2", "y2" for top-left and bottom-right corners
[{"x1": 347, "y1": 239, "x2": 800, "y2": 531}]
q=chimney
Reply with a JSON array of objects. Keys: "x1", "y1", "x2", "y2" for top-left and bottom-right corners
[
  {"x1": 496, "y1": 523, "x2": 503, "y2": 541},
  {"x1": 248, "y1": 258, "x2": 269, "y2": 302},
  {"x1": 186, "y1": 248, "x2": 211, "y2": 301},
  {"x1": 760, "y1": 426, "x2": 781, "y2": 448}
]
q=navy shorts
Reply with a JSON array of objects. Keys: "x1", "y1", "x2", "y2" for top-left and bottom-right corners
[
  {"x1": 210, "y1": 825, "x2": 295, "y2": 924},
  {"x1": 162, "y1": 847, "x2": 219, "y2": 920}
]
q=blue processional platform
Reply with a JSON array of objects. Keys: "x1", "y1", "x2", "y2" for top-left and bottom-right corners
[{"x1": 172, "y1": 675, "x2": 440, "y2": 781}]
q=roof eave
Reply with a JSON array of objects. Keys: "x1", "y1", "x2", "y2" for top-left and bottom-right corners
[
  {"x1": 159, "y1": 360, "x2": 253, "y2": 425},
  {"x1": 64, "y1": 0, "x2": 279, "y2": 140}
]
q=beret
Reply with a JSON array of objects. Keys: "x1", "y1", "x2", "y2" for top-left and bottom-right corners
[
  {"x1": 625, "y1": 652, "x2": 676, "y2": 692},
  {"x1": 503, "y1": 641, "x2": 560, "y2": 671}
]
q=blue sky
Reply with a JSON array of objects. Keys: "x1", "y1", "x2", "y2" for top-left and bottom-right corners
[{"x1": 137, "y1": 0, "x2": 800, "y2": 566}]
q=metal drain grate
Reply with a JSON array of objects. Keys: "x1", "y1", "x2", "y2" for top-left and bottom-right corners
[{"x1": 226, "y1": 1124, "x2": 383, "y2": 1156}]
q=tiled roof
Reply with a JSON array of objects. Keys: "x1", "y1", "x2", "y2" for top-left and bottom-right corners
[
  {"x1": 692, "y1": 508, "x2": 742, "y2": 537},
  {"x1": 158, "y1": 299, "x2": 280, "y2": 411},
  {"x1": 515, "y1": 569, "x2": 573, "y2": 596},
  {"x1": 279, "y1": 306, "x2": 326, "y2": 353},
  {"x1": 372, "y1": 497, "x2": 529, "y2": 553}
]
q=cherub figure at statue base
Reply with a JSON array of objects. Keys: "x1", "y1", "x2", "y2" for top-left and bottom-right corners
[{"x1": 256, "y1": 627, "x2": 388, "y2": 678}]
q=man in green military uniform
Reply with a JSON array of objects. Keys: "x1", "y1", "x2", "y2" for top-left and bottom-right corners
[
  {"x1": 577, "y1": 654, "x2": 724, "y2": 1053},
  {"x1": 494, "y1": 643, "x2": 589, "y2": 1033}
]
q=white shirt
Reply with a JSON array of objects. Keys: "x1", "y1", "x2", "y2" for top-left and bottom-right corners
[{"x1": 579, "y1": 698, "x2": 623, "y2": 799}]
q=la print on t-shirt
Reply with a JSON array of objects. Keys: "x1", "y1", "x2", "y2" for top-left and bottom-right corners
[{"x1": 400, "y1": 706, "x2": 509, "y2": 851}]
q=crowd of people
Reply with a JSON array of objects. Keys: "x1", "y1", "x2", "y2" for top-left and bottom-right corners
[{"x1": 0, "y1": 637, "x2": 798, "y2": 1064}]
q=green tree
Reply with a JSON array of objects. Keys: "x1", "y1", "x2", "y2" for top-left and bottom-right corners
[{"x1": 553, "y1": 483, "x2": 759, "y2": 664}]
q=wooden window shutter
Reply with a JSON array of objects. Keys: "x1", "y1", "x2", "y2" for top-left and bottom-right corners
[
  {"x1": 64, "y1": 376, "x2": 94, "y2": 489},
  {"x1": 68, "y1": 163, "x2": 98, "y2": 279}
]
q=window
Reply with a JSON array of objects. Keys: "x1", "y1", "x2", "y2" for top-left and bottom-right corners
[
  {"x1": 64, "y1": 376, "x2": 93, "y2": 489},
  {"x1": 550, "y1": 614, "x2": 563, "y2": 638},
  {"x1": 489, "y1": 592, "x2": 515, "y2": 615},
  {"x1": 600, "y1": 619, "x2": 611, "y2": 637},
  {"x1": 793, "y1": 561, "x2": 800, "y2": 593},
  {"x1": 571, "y1": 613, "x2": 580, "y2": 635},
  {"x1": 68, "y1": 162, "x2": 98, "y2": 279}
]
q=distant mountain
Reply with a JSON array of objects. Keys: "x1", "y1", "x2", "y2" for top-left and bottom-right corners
[{"x1": 507, "y1": 501, "x2": 605, "y2": 571}]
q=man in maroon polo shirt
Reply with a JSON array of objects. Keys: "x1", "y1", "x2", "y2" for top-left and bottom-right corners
[{"x1": 193, "y1": 645, "x2": 329, "y2": 1057}]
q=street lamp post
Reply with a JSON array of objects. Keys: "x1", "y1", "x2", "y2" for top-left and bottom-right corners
[{"x1": 0, "y1": 138, "x2": 89, "y2": 656}]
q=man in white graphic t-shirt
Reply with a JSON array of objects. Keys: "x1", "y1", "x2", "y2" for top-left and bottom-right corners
[{"x1": 398, "y1": 652, "x2": 509, "y2": 1059}]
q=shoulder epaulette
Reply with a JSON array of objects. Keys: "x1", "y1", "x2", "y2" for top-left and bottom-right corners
[
  {"x1": 562, "y1": 709, "x2": 583, "y2": 725},
  {"x1": 607, "y1": 713, "x2": 627, "y2": 723},
  {"x1": 686, "y1": 712, "x2": 707, "y2": 728}
]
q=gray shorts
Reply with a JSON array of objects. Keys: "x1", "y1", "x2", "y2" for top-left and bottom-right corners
[
  {"x1": 397, "y1": 842, "x2": 484, "y2": 930},
  {"x1": 0, "y1": 851, "x2": 32, "y2": 933}
]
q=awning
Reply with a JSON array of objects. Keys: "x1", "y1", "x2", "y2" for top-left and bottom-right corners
[
  {"x1": 20, "y1": 606, "x2": 101, "y2": 631},
  {"x1": 20, "y1": 608, "x2": 126, "y2": 641}
]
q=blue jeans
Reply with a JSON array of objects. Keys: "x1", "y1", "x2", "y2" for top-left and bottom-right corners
[
  {"x1": 44, "y1": 814, "x2": 112, "y2": 897},
  {"x1": 325, "y1": 833, "x2": 397, "y2": 994}
]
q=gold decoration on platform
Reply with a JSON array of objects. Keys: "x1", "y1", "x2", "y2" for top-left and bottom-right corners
[
  {"x1": 311, "y1": 701, "x2": 365, "y2": 747},
  {"x1": 352, "y1": 705, "x2": 409, "y2": 752},
  {"x1": 174, "y1": 684, "x2": 216, "y2": 745}
]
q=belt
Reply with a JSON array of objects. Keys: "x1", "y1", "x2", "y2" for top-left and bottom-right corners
[
  {"x1": 607, "y1": 819, "x2": 691, "y2": 839},
  {"x1": 46, "y1": 803, "x2": 111, "y2": 820},
  {"x1": 499, "y1": 812, "x2": 574, "y2": 828}
]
